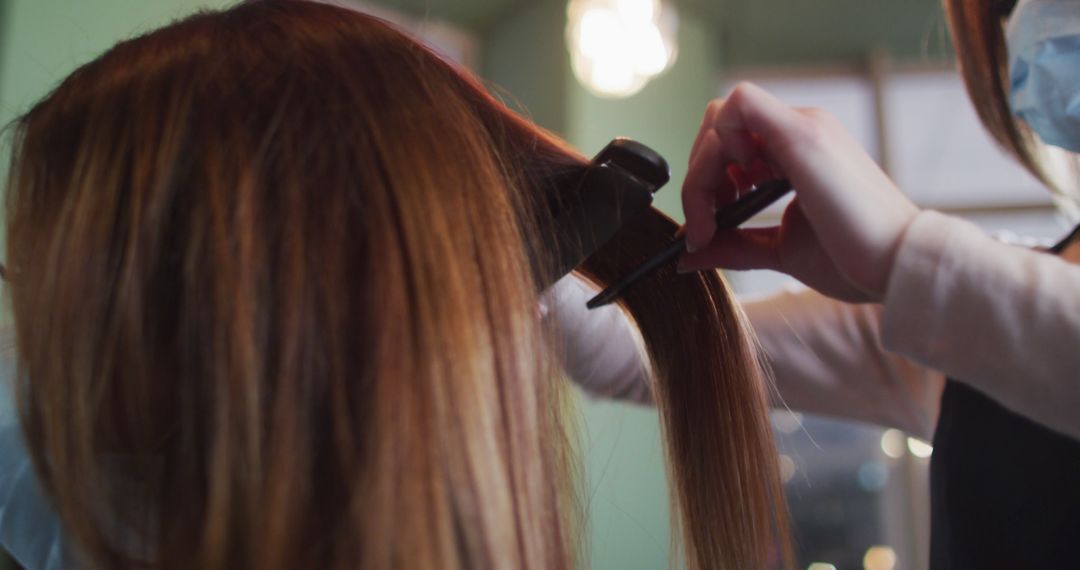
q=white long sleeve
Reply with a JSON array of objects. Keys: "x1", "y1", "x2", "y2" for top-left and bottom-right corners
[
  {"x1": 544, "y1": 276, "x2": 653, "y2": 405},
  {"x1": 745, "y1": 288, "x2": 943, "y2": 440},
  {"x1": 881, "y1": 210, "x2": 1080, "y2": 440}
]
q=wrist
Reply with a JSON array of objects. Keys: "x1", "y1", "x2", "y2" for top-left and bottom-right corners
[{"x1": 872, "y1": 204, "x2": 922, "y2": 302}]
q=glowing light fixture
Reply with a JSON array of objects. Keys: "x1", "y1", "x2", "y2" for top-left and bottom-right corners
[{"x1": 566, "y1": 0, "x2": 678, "y2": 98}]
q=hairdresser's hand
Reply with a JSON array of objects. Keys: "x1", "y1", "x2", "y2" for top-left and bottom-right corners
[{"x1": 679, "y1": 83, "x2": 919, "y2": 303}]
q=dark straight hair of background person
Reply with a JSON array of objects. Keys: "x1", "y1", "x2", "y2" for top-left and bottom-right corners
[{"x1": 946, "y1": 0, "x2": 1080, "y2": 201}]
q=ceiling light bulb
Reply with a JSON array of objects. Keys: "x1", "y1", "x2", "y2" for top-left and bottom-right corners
[
  {"x1": 615, "y1": 0, "x2": 658, "y2": 22},
  {"x1": 567, "y1": 0, "x2": 678, "y2": 98}
]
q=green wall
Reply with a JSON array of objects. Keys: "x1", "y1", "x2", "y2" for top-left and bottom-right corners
[
  {"x1": 482, "y1": 0, "x2": 569, "y2": 136},
  {"x1": 0, "y1": 0, "x2": 231, "y2": 128},
  {"x1": 719, "y1": 0, "x2": 949, "y2": 67}
]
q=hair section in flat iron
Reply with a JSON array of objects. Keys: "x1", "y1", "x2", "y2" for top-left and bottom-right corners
[{"x1": 528, "y1": 138, "x2": 670, "y2": 289}]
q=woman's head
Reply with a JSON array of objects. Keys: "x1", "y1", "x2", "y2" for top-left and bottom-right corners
[
  {"x1": 7, "y1": 2, "x2": 580, "y2": 567},
  {"x1": 945, "y1": 0, "x2": 1080, "y2": 218},
  {"x1": 5, "y1": 1, "x2": 788, "y2": 568}
]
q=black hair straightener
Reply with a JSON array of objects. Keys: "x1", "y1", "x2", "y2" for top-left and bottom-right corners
[{"x1": 539, "y1": 138, "x2": 792, "y2": 309}]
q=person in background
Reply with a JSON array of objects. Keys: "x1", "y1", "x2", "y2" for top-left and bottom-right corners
[{"x1": 559, "y1": 0, "x2": 1080, "y2": 567}]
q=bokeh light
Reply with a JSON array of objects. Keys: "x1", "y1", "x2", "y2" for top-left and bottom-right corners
[
  {"x1": 566, "y1": 0, "x2": 678, "y2": 97},
  {"x1": 863, "y1": 545, "x2": 898, "y2": 570},
  {"x1": 907, "y1": 437, "x2": 934, "y2": 459},
  {"x1": 879, "y1": 429, "x2": 907, "y2": 459}
]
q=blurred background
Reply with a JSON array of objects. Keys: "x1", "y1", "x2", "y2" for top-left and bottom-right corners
[{"x1": 0, "y1": 1, "x2": 1073, "y2": 569}]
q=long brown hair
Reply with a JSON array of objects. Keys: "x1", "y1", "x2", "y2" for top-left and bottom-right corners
[
  {"x1": 4, "y1": 1, "x2": 788, "y2": 568},
  {"x1": 944, "y1": 0, "x2": 1080, "y2": 215}
]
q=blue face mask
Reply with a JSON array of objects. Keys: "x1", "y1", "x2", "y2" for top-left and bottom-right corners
[{"x1": 1006, "y1": 0, "x2": 1080, "y2": 152}]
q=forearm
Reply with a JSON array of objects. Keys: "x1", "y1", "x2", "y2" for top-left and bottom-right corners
[
  {"x1": 545, "y1": 275, "x2": 652, "y2": 405},
  {"x1": 883, "y1": 211, "x2": 1080, "y2": 440},
  {"x1": 746, "y1": 287, "x2": 943, "y2": 440}
]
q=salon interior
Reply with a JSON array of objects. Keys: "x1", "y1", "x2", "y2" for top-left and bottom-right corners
[{"x1": 0, "y1": 1, "x2": 1070, "y2": 569}]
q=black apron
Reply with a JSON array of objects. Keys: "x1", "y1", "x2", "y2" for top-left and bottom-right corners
[{"x1": 928, "y1": 223, "x2": 1080, "y2": 569}]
